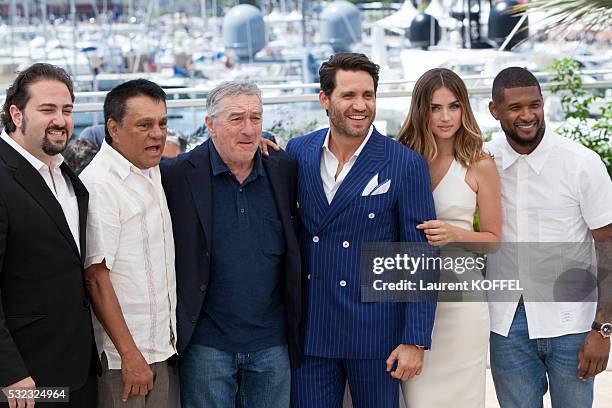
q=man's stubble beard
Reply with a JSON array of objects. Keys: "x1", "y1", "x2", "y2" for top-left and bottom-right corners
[
  {"x1": 504, "y1": 121, "x2": 545, "y2": 149},
  {"x1": 328, "y1": 104, "x2": 374, "y2": 140}
]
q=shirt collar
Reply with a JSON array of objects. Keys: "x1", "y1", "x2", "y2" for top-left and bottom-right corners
[
  {"x1": 501, "y1": 126, "x2": 554, "y2": 175},
  {"x1": 209, "y1": 140, "x2": 265, "y2": 178},
  {"x1": 98, "y1": 140, "x2": 154, "y2": 180},
  {"x1": 322, "y1": 125, "x2": 374, "y2": 159},
  {"x1": 1, "y1": 130, "x2": 65, "y2": 171}
]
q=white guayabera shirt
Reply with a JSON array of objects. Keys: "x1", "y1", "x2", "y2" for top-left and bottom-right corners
[
  {"x1": 486, "y1": 127, "x2": 612, "y2": 339},
  {"x1": 81, "y1": 141, "x2": 177, "y2": 369}
]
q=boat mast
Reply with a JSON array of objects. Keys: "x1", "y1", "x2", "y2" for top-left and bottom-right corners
[
  {"x1": 9, "y1": 0, "x2": 15, "y2": 66},
  {"x1": 71, "y1": 0, "x2": 78, "y2": 78},
  {"x1": 41, "y1": 0, "x2": 48, "y2": 60},
  {"x1": 201, "y1": 0, "x2": 208, "y2": 30}
]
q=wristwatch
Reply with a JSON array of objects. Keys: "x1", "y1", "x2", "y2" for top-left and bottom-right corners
[{"x1": 591, "y1": 321, "x2": 612, "y2": 338}]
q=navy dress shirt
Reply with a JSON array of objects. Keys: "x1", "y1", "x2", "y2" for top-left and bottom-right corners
[{"x1": 191, "y1": 141, "x2": 287, "y2": 352}]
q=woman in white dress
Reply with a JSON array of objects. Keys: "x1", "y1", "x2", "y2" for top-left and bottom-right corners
[{"x1": 397, "y1": 68, "x2": 501, "y2": 408}]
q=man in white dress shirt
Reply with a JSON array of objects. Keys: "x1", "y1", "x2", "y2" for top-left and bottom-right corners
[
  {"x1": 81, "y1": 79, "x2": 177, "y2": 408},
  {"x1": 487, "y1": 67, "x2": 612, "y2": 407}
]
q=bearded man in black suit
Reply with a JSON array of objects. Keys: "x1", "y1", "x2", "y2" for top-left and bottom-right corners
[{"x1": 0, "y1": 63, "x2": 98, "y2": 407}]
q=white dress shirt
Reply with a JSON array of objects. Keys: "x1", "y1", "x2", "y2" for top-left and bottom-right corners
[
  {"x1": 320, "y1": 126, "x2": 373, "y2": 204},
  {"x1": 1, "y1": 131, "x2": 80, "y2": 252},
  {"x1": 486, "y1": 128, "x2": 612, "y2": 338},
  {"x1": 81, "y1": 141, "x2": 177, "y2": 369}
]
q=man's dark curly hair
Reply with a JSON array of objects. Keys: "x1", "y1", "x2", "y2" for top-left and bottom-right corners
[
  {"x1": 1, "y1": 63, "x2": 74, "y2": 133},
  {"x1": 319, "y1": 53, "x2": 380, "y2": 97}
]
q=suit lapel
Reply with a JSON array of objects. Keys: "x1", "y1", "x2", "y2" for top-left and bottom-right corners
[
  {"x1": 12, "y1": 157, "x2": 81, "y2": 258},
  {"x1": 0, "y1": 138, "x2": 82, "y2": 258},
  {"x1": 315, "y1": 129, "x2": 388, "y2": 233},
  {"x1": 62, "y1": 163, "x2": 88, "y2": 262},
  {"x1": 302, "y1": 130, "x2": 329, "y2": 216},
  {"x1": 186, "y1": 142, "x2": 213, "y2": 251}
]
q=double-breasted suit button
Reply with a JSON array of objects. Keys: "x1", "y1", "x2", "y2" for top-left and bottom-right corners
[
  {"x1": 339, "y1": 280, "x2": 347, "y2": 287},
  {"x1": 191, "y1": 315, "x2": 198, "y2": 324},
  {"x1": 313, "y1": 236, "x2": 319, "y2": 243},
  {"x1": 342, "y1": 241, "x2": 350, "y2": 248},
  {"x1": 83, "y1": 299, "x2": 90, "y2": 308},
  {"x1": 368, "y1": 213, "x2": 375, "y2": 219},
  {"x1": 200, "y1": 284, "x2": 207, "y2": 292}
]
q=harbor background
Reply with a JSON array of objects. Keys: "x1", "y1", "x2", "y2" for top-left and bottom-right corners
[{"x1": 1, "y1": 0, "x2": 611, "y2": 406}]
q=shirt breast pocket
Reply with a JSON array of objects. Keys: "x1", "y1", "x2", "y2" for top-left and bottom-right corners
[
  {"x1": 537, "y1": 207, "x2": 579, "y2": 242},
  {"x1": 262, "y1": 217, "x2": 286, "y2": 255},
  {"x1": 120, "y1": 196, "x2": 147, "y2": 223}
]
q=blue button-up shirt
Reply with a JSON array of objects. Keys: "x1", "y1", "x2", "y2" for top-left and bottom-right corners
[{"x1": 191, "y1": 141, "x2": 287, "y2": 351}]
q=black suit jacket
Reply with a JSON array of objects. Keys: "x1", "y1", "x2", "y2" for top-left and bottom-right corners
[
  {"x1": 161, "y1": 140, "x2": 303, "y2": 367},
  {"x1": 0, "y1": 137, "x2": 96, "y2": 388}
]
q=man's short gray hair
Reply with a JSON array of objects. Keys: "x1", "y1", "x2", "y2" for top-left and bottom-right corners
[{"x1": 206, "y1": 80, "x2": 262, "y2": 118}]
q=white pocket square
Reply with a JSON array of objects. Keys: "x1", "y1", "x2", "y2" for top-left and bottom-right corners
[
  {"x1": 362, "y1": 174, "x2": 391, "y2": 196},
  {"x1": 370, "y1": 179, "x2": 391, "y2": 195},
  {"x1": 361, "y1": 174, "x2": 379, "y2": 196}
]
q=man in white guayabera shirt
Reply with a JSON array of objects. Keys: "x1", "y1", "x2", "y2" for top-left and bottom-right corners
[
  {"x1": 81, "y1": 79, "x2": 177, "y2": 408},
  {"x1": 486, "y1": 67, "x2": 612, "y2": 408}
]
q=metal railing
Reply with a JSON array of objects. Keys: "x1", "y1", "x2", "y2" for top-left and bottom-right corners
[{"x1": 66, "y1": 78, "x2": 612, "y2": 112}]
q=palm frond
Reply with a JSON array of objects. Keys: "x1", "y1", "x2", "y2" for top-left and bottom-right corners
[{"x1": 514, "y1": 0, "x2": 612, "y2": 34}]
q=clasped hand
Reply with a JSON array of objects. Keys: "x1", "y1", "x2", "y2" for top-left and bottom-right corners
[
  {"x1": 417, "y1": 220, "x2": 462, "y2": 245},
  {"x1": 386, "y1": 344, "x2": 424, "y2": 381}
]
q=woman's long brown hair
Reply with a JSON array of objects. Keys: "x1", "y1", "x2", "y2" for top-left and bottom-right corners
[{"x1": 397, "y1": 68, "x2": 485, "y2": 167}]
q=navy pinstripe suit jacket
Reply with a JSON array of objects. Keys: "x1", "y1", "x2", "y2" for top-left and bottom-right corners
[{"x1": 286, "y1": 127, "x2": 437, "y2": 359}]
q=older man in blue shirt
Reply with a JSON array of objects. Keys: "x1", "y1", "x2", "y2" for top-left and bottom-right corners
[{"x1": 161, "y1": 80, "x2": 302, "y2": 408}]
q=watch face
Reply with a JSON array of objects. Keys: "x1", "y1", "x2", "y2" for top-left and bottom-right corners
[{"x1": 602, "y1": 323, "x2": 612, "y2": 337}]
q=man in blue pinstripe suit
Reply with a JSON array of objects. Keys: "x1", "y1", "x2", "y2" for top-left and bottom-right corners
[{"x1": 285, "y1": 53, "x2": 437, "y2": 407}]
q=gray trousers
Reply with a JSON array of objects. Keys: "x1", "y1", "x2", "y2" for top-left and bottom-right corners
[{"x1": 98, "y1": 353, "x2": 170, "y2": 408}]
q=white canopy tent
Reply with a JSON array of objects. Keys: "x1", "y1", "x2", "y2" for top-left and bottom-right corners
[{"x1": 375, "y1": 0, "x2": 419, "y2": 32}]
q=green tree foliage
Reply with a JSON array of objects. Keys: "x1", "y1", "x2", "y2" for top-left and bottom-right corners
[
  {"x1": 548, "y1": 58, "x2": 612, "y2": 177},
  {"x1": 268, "y1": 106, "x2": 319, "y2": 147},
  {"x1": 517, "y1": 0, "x2": 612, "y2": 34}
]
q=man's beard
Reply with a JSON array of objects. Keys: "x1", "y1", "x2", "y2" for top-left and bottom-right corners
[
  {"x1": 328, "y1": 105, "x2": 373, "y2": 139},
  {"x1": 42, "y1": 133, "x2": 67, "y2": 156},
  {"x1": 21, "y1": 119, "x2": 68, "y2": 156},
  {"x1": 504, "y1": 121, "x2": 545, "y2": 148}
]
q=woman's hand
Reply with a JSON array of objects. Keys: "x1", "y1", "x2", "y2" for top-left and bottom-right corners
[{"x1": 417, "y1": 220, "x2": 464, "y2": 245}]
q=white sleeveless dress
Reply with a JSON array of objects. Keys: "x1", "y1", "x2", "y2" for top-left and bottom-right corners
[{"x1": 401, "y1": 159, "x2": 490, "y2": 408}]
